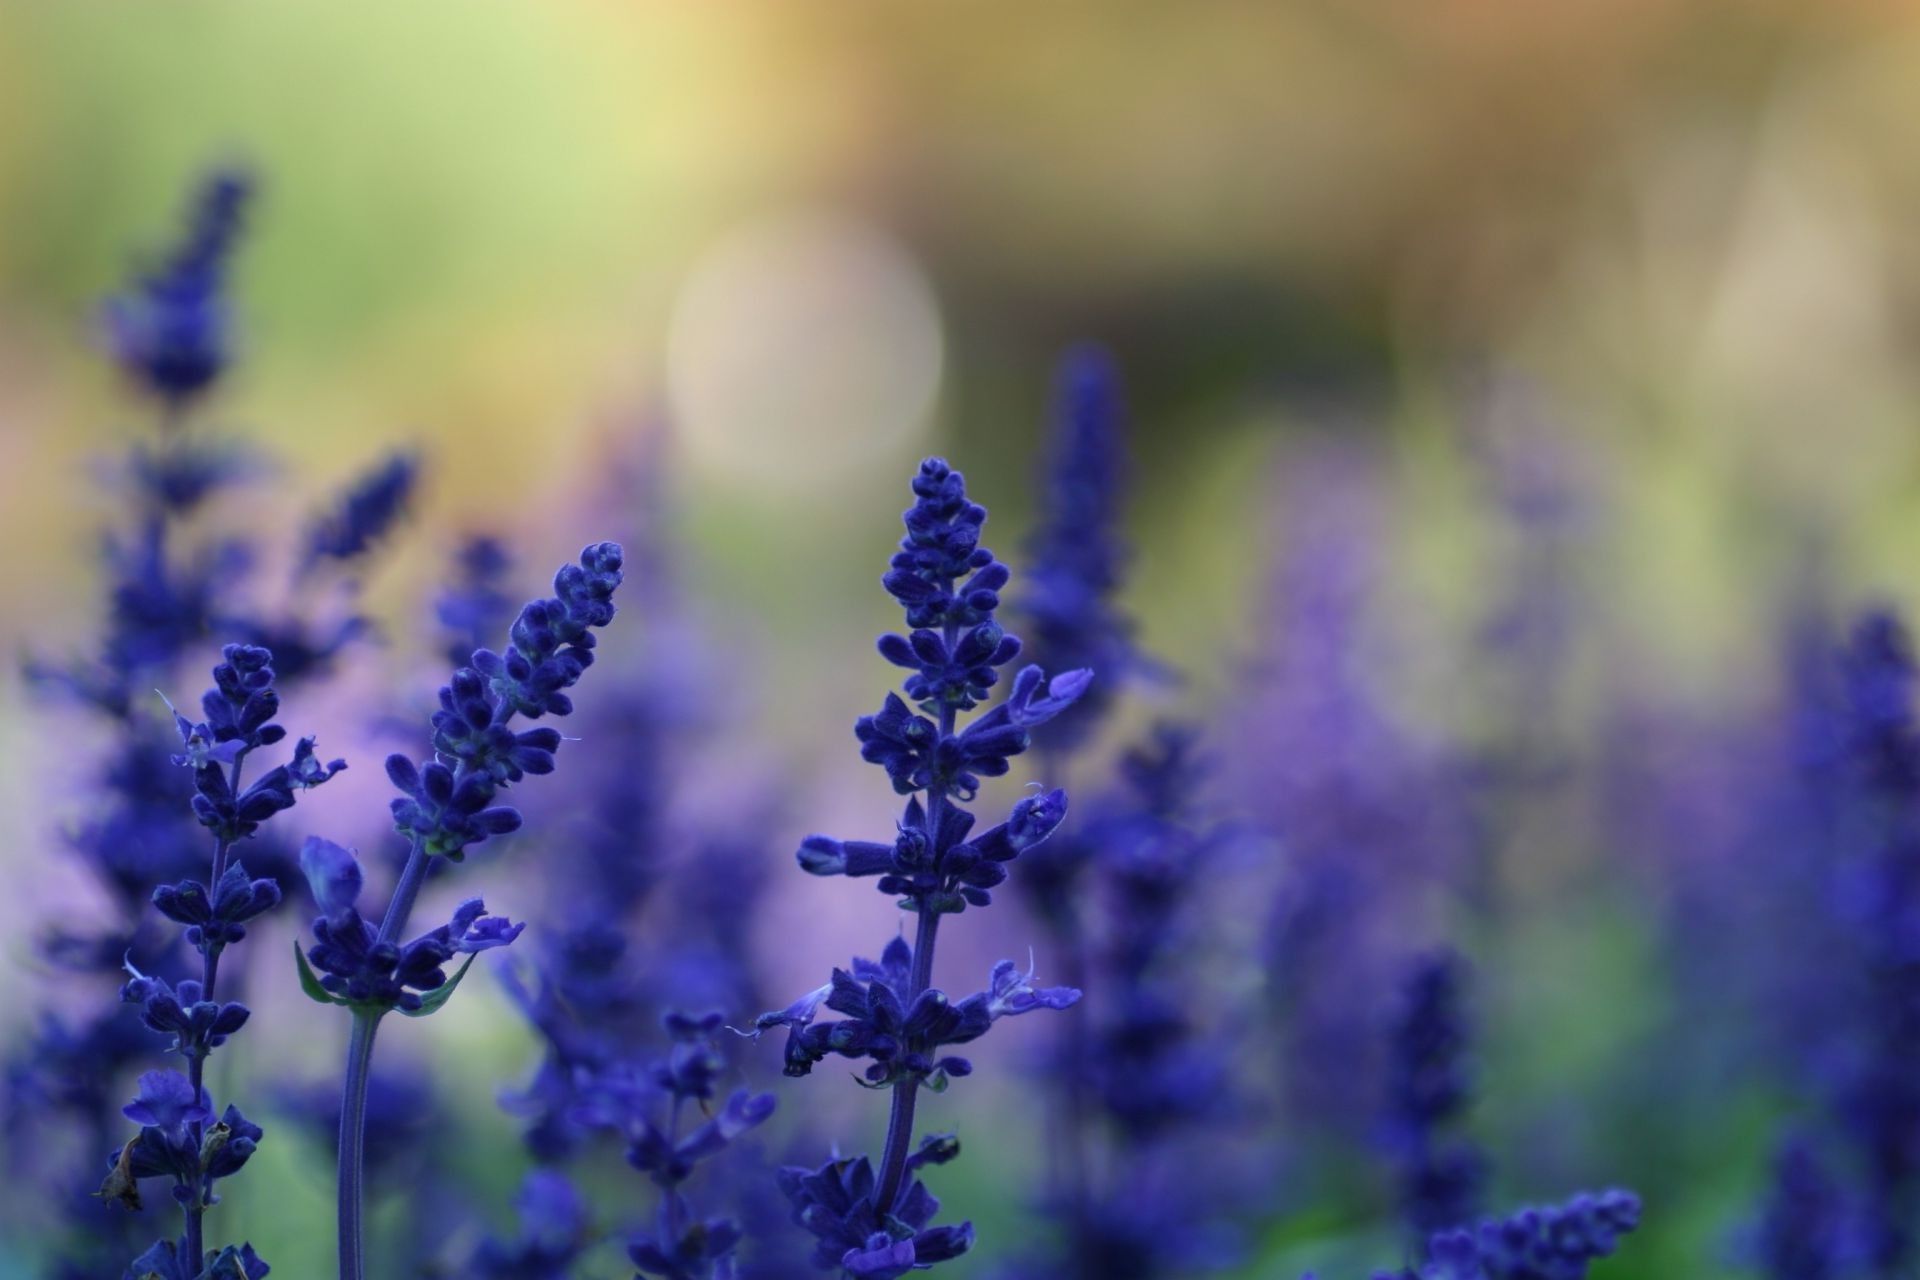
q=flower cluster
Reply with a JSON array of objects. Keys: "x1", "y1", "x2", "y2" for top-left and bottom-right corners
[
  {"x1": 166, "y1": 644, "x2": 346, "y2": 843},
  {"x1": 1086, "y1": 726, "x2": 1229, "y2": 1137},
  {"x1": 499, "y1": 921, "x2": 652, "y2": 1161},
  {"x1": 758, "y1": 457, "x2": 1088, "y2": 1277},
  {"x1": 104, "y1": 645, "x2": 342, "y2": 1275},
  {"x1": 1834, "y1": 611, "x2": 1920, "y2": 1276},
  {"x1": 382, "y1": 541, "x2": 624, "y2": 862},
  {"x1": 856, "y1": 666, "x2": 1089, "y2": 808},
  {"x1": 797, "y1": 786, "x2": 1068, "y2": 916},
  {"x1": 298, "y1": 836, "x2": 522, "y2": 1014},
  {"x1": 778, "y1": 1139, "x2": 972, "y2": 1280},
  {"x1": 1737, "y1": 609, "x2": 1920, "y2": 1279},
  {"x1": 7, "y1": 167, "x2": 1719, "y2": 1280},
  {"x1": 1239, "y1": 447, "x2": 1474, "y2": 1142},
  {"x1": 1383, "y1": 951, "x2": 1486, "y2": 1240},
  {"x1": 758, "y1": 941, "x2": 1076, "y2": 1089}
]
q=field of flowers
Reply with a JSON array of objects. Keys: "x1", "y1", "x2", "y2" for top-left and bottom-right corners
[{"x1": 6, "y1": 4, "x2": 1920, "y2": 1279}]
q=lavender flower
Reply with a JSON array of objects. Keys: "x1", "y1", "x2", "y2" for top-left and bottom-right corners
[
  {"x1": 303, "y1": 541, "x2": 624, "y2": 1280},
  {"x1": 1384, "y1": 952, "x2": 1486, "y2": 1240},
  {"x1": 102, "y1": 645, "x2": 343, "y2": 1275},
  {"x1": 755, "y1": 458, "x2": 1088, "y2": 1276}
]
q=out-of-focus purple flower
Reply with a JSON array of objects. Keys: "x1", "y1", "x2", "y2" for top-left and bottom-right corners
[
  {"x1": 438, "y1": 536, "x2": 517, "y2": 669},
  {"x1": 1383, "y1": 951, "x2": 1486, "y2": 1240},
  {"x1": 468, "y1": 1170, "x2": 592, "y2": 1280},
  {"x1": 302, "y1": 451, "x2": 419, "y2": 572},
  {"x1": 1000, "y1": 726, "x2": 1243, "y2": 1280},
  {"x1": 1236, "y1": 446, "x2": 1469, "y2": 1140},
  {"x1": 124, "y1": 1238, "x2": 270, "y2": 1280},
  {"x1": 1757, "y1": 1136, "x2": 1851, "y2": 1280},
  {"x1": 101, "y1": 169, "x2": 251, "y2": 407},
  {"x1": 1418, "y1": 1189, "x2": 1641, "y2": 1280},
  {"x1": 1019, "y1": 344, "x2": 1144, "y2": 751}
]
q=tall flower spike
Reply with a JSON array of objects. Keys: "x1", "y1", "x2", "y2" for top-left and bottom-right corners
[
  {"x1": 756, "y1": 458, "x2": 1088, "y2": 1277},
  {"x1": 311, "y1": 541, "x2": 623, "y2": 1280},
  {"x1": 105, "y1": 644, "x2": 340, "y2": 1275}
]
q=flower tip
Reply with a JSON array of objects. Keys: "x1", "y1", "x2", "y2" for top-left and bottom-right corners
[{"x1": 1052, "y1": 667, "x2": 1094, "y2": 701}]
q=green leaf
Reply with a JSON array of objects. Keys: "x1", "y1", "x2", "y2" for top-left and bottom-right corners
[
  {"x1": 400, "y1": 953, "x2": 478, "y2": 1018},
  {"x1": 293, "y1": 940, "x2": 344, "y2": 1007}
]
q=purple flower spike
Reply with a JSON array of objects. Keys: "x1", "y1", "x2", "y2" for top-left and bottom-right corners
[{"x1": 765, "y1": 457, "x2": 1091, "y2": 1274}]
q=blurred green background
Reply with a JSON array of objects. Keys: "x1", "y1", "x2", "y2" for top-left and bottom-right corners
[{"x1": 9, "y1": 2, "x2": 1920, "y2": 1276}]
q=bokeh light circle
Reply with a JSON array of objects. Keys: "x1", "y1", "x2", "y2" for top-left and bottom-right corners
[{"x1": 665, "y1": 210, "x2": 944, "y2": 488}]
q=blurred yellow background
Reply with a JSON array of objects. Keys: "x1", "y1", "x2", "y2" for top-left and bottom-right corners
[{"x1": 5, "y1": 1, "x2": 1920, "y2": 687}]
